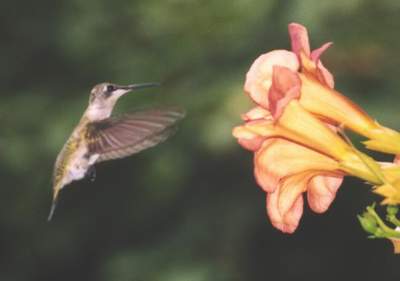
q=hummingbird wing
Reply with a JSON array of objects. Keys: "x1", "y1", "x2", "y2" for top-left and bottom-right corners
[{"x1": 86, "y1": 107, "x2": 185, "y2": 162}]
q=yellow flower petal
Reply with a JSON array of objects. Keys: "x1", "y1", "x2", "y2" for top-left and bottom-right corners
[
  {"x1": 363, "y1": 126, "x2": 400, "y2": 155},
  {"x1": 373, "y1": 183, "x2": 400, "y2": 205}
]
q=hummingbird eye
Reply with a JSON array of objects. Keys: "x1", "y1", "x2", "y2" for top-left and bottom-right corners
[{"x1": 106, "y1": 85, "x2": 115, "y2": 92}]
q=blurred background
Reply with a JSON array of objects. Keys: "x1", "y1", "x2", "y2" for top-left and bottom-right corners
[{"x1": 1, "y1": 0, "x2": 400, "y2": 280}]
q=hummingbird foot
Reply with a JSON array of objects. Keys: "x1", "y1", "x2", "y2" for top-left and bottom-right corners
[{"x1": 86, "y1": 165, "x2": 96, "y2": 182}]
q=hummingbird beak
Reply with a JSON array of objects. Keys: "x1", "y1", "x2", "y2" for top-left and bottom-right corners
[
  {"x1": 47, "y1": 188, "x2": 60, "y2": 221},
  {"x1": 111, "y1": 83, "x2": 159, "y2": 97},
  {"x1": 119, "y1": 82, "x2": 160, "y2": 92}
]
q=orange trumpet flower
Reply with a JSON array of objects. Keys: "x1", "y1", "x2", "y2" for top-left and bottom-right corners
[
  {"x1": 233, "y1": 105, "x2": 381, "y2": 233},
  {"x1": 244, "y1": 22, "x2": 400, "y2": 155},
  {"x1": 232, "y1": 22, "x2": 400, "y2": 233}
]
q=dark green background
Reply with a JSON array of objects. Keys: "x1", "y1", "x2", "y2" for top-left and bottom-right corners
[{"x1": 1, "y1": 0, "x2": 400, "y2": 280}]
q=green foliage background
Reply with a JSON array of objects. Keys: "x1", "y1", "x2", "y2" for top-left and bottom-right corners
[{"x1": 1, "y1": 0, "x2": 400, "y2": 280}]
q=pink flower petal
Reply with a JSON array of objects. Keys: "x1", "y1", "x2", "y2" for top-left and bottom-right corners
[
  {"x1": 283, "y1": 195, "x2": 304, "y2": 233},
  {"x1": 233, "y1": 122, "x2": 268, "y2": 151},
  {"x1": 310, "y1": 42, "x2": 335, "y2": 88},
  {"x1": 307, "y1": 174, "x2": 343, "y2": 213},
  {"x1": 278, "y1": 172, "x2": 310, "y2": 217},
  {"x1": 266, "y1": 189, "x2": 304, "y2": 234},
  {"x1": 244, "y1": 50, "x2": 299, "y2": 108},
  {"x1": 288, "y1": 23, "x2": 311, "y2": 57},
  {"x1": 268, "y1": 66, "x2": 301, "y2": 119},
  {"x1": 238, "y1": 136, "x2": 265, "y2": 151},
  {"x1": 289, "y1": 23, "x2": 335, "y2": 89},
  {"x1": 310, "y1": 42, "x2": 333, "y2": 63},
  {"x1": 241, "y1": 106, "x2": 272, "y2": 121},
  {"x1": 316, "y1": 60, "x2": 335, "y2": 88}
]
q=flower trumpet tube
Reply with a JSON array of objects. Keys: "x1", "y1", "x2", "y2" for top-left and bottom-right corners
[
  {"x1": 299, "y1": 73, "x2": 400, "y2": 154},
  {"x1": 253, "y1": 137, "x2": 341, "y2": 193},
  {"x1": 234, "y1": 100, "x2": 383, "y2": 185}
]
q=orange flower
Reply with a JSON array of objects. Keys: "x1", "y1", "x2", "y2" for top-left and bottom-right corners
[
  {"x1": 234, "y1": 22, "x2": 400, "y2": 233},
  {"x1": 288, "y1": 22, "x2": 334, "y2": 88},
  {"x1": 244, "y1": 22, "x2": 400, "y2": 154},
  {"x1": 233, "y1": 101, "x2": 388, "y2": 232},
  {"x1": 236, "y1": 99, "x2": 383, "y2": 184},
  {"x1": 233, "y1": 107, "x2": 349, "y2": 233},
  {"x1": 256, "y1": 138, "x2": 343, "y2": 233},
  {"x1": 244, "y1": 23, "x2": 333, "y2": 110},
  {"x1": 236, "y1": 107, "x2": 272, "y2": 151},
  {"x1": 244, "y1": 50, "x2": 299, "y2": 109}
]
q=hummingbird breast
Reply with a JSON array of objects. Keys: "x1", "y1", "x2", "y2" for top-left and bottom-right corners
[
  {"x1": 65, "y1": 145, "x2": 98, "y2": 184},
  {"x1": 53, "y1": 126, "x2": 99, "y2": 189}
]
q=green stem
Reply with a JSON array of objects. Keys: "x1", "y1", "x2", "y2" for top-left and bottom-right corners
[
  {"x1": 367, "y1": 206, "x2": 400, "y2": 238},
  {"x1": 387, "y1": 215, "x2": 400, "y2": 228}
]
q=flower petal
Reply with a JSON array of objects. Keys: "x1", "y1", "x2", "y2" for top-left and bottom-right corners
[
  {"x1": 244, "y1": 50, "x2": 299, "y2": 108},
  {"x1": 254, "y1": 139, "x2": 279, "y2": 191},
  {"x1": 374, "y1": 183, "x2": 400, "y2": 205},
  {"x1": 238, "y1": 136, "x2": 265, "y2": 151},
  {"x1": 299, "y1": 74, "x2": 378, "y2": 137},
  {"x1": 311, "y1": 43, "x2": 334, "y2": 88},
  {"x1": 278, "y1": 172, "x2": 311, "y2": 217},
  {"x1": 241, "y1": 106, "x2": 272, "y2": 121},
  {"x1": 267, "y1": 171, "x2": 342, "y2": 233},
  {"x1": 268, "y1": 66, "x2": 301, "y2": 119},
  {"x1": 288, "y1": 23, "x2": 311, "y2": 57},
  {"x1": 267, "y1": 188, "x2": 304, "y2": 234},
  {"x1": 289, "y1": 22, "x2": 334, "y2": 88},
  {"x1": 310, "y1": 42, "x2": 333, "y2": 63},
  {"x1": 233, "y1": 124, "x2": 266, "y2": 151},
  {"x1": 277, "y1": 100, "x2": 350, "y2": 159},
  {"x1": 254, "y1": 138, "x2": 339, "y2": 193},
  {"x1": 316, "y1": 60, "x2": 335, "y2": 88},
  {"x1": 307, "y1": 174, "x2": 343, "y2": 213}
]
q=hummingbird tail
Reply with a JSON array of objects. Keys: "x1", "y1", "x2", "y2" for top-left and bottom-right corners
[
  {"x1": 47, "y1": 188, "x2": 60, "y2": 221},
  {"x1": 47, "y1": 200, "x2": 58, "y2": 221}
]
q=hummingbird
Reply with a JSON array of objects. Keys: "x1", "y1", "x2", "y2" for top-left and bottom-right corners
[{"x1": 48, "y1": 82, "x2": 185, "y2": 221}]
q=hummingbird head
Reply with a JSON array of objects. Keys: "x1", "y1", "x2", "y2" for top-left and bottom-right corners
[{"x1": 86, "y1": 82, "x2": 159, "y2": 120}]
